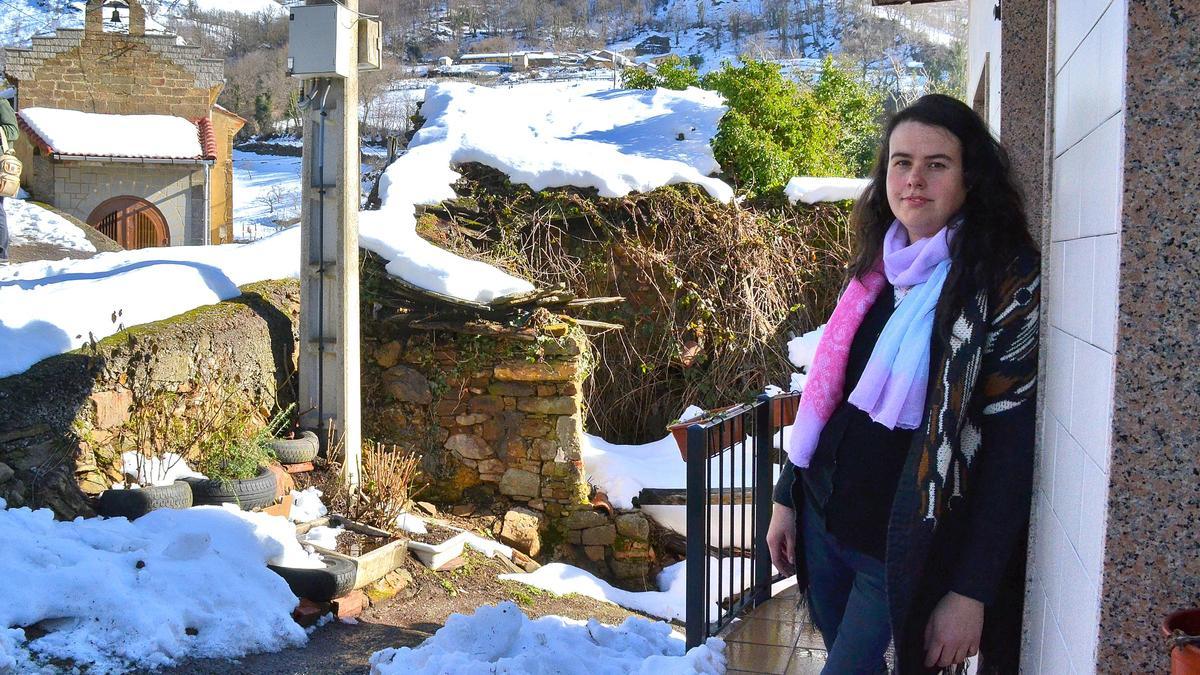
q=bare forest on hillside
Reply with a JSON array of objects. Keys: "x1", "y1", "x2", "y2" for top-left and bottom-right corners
[{"x1": 143, "y1": 0, "x2": 964, "y2": 138}]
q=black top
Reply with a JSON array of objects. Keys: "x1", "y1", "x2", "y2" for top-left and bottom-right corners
[{"x1": 775, "y1": 283, "x2": 932, "y2": 561}]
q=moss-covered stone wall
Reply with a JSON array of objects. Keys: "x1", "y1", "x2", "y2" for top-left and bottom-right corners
[{"x1": 0, "y1": 280, "x2": 299, "y2": 518}]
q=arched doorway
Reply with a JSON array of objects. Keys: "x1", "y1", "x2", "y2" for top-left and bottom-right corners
[{"x1": 87, "y1": 196, "x2": 170, "y2": 250}]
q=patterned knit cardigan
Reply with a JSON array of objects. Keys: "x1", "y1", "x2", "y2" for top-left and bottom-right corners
[{"x1": 886, "y1": 249, "x2": 1041, "y2": 673}]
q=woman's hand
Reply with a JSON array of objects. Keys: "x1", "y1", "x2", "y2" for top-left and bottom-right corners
[
  {"x1": 765, "y1": 503, "x2": 797, "y2": 577},
  {"x1": 923, "y1": 591, "x2": 984, "y2": 668}
]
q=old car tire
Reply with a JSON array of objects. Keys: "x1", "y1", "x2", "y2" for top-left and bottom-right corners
[
  {"x1": 270, "y1": 430, "x2": 319, "y2": 465},
  {"x1": 268, "y1": 554, "x2": 357, "y2": 602},
  {"x1": 184, "y1": 467, "x2": 277, "y2": 510},
  {"x1": 97, "y1": 481, "x2": 194, "y2": 520}
]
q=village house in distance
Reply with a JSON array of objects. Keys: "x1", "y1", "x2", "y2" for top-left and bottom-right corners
[{"x1": 2, "y1": 0, "x2": 243, "y2": 249}]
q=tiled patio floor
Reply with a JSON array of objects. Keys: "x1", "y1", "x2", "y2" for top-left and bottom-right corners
[{"x1": 720, "y1": 586, "x2": 828, "y2": 674}]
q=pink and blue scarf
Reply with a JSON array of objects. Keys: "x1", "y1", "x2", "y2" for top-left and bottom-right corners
[{"x1": 787, "y1": 220, "x2": 953, "y2": 468}]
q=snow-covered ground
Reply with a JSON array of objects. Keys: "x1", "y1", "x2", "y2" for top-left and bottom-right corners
[
  {"x1": 0, "y1": 500, "x2": 315, "y2": 672},
  {"x1": 501, "y1": 557, "x2": 794, "y2": 624},
  {"x1": 368, "y1": 601, "x2": 725, "y2": 675},
  {"x1": 231, "y1": 150, "x2": 303, "y2": 242},
  {"x1": 2, "y1": 198, "x2": 95, "y2": 254}
]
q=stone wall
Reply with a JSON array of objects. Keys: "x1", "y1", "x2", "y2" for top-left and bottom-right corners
[
  {"x1": 0, "y1": 280, "x2": 299, "y2": 518},
  {"x1": 361, "y1": 321, "x2": 660, "y2": 588},
  {"x1": 362, "y1": 323, "x2": 591, "y2": 519},
  {"x1": 559, "y1": 508, "x2": 659, "y2": 591},
  {"x1": 2, "y1": 11, "x2": 223, "y2": 119},
  {"x1": 43, "y1": 161, "x2": 204, "y2": 244},
  {"x1": 0, "y1": 268, "x2": 663, "y2": 589}
]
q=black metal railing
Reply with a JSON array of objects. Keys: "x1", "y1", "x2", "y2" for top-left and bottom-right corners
[{"x1": 684, "y1": 391, "x2": 799, "y2": 649}]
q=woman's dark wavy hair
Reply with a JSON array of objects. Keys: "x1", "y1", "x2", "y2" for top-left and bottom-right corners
[{"x1": 848, "y1": 94, "x2": 1034, "y2": 333}]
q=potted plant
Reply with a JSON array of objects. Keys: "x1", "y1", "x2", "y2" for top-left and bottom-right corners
[
  {"x1": 1163, "y1": 609, "x2": 1200, "y2": 674},
  {"x1": 95, "y1": 387, "x2": 207, "y2": 520},
  {"x1": 184, "y1": 408, "x2": 288, "y2": 510},
  {"x1": 268, "y1": 404, "x2": 320, "y2": 466}
]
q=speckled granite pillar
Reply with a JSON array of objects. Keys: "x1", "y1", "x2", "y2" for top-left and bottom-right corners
[
  {"x1": 999, "y1": 0, "x2": 1048, "y2": 243},
  {"x1": 1101, "y1": 0, "x2": 1200, "y2": 670}
]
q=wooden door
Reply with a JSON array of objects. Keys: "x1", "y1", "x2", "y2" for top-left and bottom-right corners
[{"x1": 87, "y1": 196, "x2": 170, "y2": 250}]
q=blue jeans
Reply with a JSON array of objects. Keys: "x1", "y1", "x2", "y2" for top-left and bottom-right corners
[
  {"x1": 803, "y1": 504, "x2": 891, "y2": 674},
  {"x1": 0, "y1": 196, "x2": 7, "y2": 260}
]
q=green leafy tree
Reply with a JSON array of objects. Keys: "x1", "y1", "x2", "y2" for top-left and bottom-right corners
[{"x1": 701, "y1": 58, "x2": 882, "y2": 197}]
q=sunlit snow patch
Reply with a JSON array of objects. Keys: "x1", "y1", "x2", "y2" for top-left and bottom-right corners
[{"x1": 368, "y1": 600, "x2": 725, "y2": 675}]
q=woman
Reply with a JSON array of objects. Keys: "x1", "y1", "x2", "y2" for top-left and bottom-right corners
[{"x1": 766, "y1": 94, "x2": 1039, "y2": 674}]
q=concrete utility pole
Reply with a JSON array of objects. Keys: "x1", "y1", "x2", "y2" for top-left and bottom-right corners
[{"x1": 290, "y1": 0, "x2": 367, "y2": 488}]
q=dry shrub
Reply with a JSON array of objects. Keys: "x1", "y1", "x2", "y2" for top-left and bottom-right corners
[
  {"x1": 318, "y1": 437, "x2": 425, "y2": 532},
  {"x1": 411, "y1": 164, "x2": 853, "y2": 443}
]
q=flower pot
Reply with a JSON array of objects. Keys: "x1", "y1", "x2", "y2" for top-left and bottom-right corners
[
  {"x1": 184, "y1": 466, "x2": 277, "y2": 510},
  {"x1": 770, "y1": 394, "x2": 799, "y2": 429},
  {"x1": 1163, "y1": 609, "x2": 1200, "y2": 674},
  {"x1": 296, "y1": 515, "x2": 408, "y2": 590},
  {"x1": 667, "y1": 405, "x2": 745, "y2": 461},
  {"x1": 408, "y1": 530, "x2": 471, "y2": 570},
  {"x1": 96, "y1": 480, "x2": 193, "y2": 520}
]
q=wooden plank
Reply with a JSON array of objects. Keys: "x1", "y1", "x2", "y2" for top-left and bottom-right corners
[{"x1": 636, "y1": 487, "x2": 756, "y2": 506}]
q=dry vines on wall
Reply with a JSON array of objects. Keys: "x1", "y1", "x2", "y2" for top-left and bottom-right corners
[{"x1": 417, "y1": 164, "x2": 853, "y2": 443}]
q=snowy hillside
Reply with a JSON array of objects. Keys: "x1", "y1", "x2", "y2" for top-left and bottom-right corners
[
  {"x1": 605, "y1": 0, "x2": 965, "y2": 75},
  {"x1": 0, "y1": 0, "x2": 283, "y2": 46}
]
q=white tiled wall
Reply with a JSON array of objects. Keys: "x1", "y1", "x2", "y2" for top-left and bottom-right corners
[{"x1": 1023, "y1": 0, "x2": 1127, "y2": 672}]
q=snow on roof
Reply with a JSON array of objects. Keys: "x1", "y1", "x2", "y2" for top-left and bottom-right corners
[{"x1": 17, "y1": 108, "x2": 210, "y2": 160}]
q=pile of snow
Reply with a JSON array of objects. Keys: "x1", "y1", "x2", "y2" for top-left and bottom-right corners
[
  {"x1": 117, "y1": 451, "x2": 205, "y2": 487},
  {"x1": 289, "y1": 487, "x2": 328, "y2": 523},
  {"x1": 0, "y1": 500, "x2": 312, "y2": 672},
  {"x1": 787, "y1": 325, "x2": 824, "y2": 370},
  {"x1": 784, "y1": 176, "x2": 871, "y2": 204},
  {"x1": 501, "y1": 558, "x2": 793, "y2": 623},
  {"x1": 299, "y1": 524, "x2": 343, "y2": 550},
  {"x1": 394, "y1": 513, "x2": 514, "y2": 559},
  {"x1": 19, "y1": 108, "x2": 204, "y2": 159},
  {"x1": 360, "y1": 81, "x2": 732, "y2": 303},
  {"x1": 0, "y1": 227, "x2": 298, "y2": 378},
  {"x1": 3, "y1": 199, "x2": 95, "y2": 253},
  {"x1": 786, "y1": 323, "x2": 825, "y2": 393},
  {"x1": 368, "y1": 600, "x2": 725, "y2": 675},
  {"x1": 394, "y1": 512, "x2": 427, "y2": 534}
]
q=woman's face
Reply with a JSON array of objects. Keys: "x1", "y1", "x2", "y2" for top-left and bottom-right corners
[{"x1": 885, "y1": 121, "x2": 967, "y2": 242}]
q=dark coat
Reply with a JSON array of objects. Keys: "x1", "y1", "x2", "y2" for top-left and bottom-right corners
[
  {"x1": 0, "y1": 97, "x2": 17, "y2": 146},
  {"x1": 782, "y1": 249, "x2": 1041, "y2": 674}
]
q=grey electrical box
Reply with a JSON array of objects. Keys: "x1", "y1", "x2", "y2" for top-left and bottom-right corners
[
  {"x1": 287, "y1": 4, "x2": 354, "y2": 78},
  {"x1": 358, "y1": 18, "x2": 382, "y2": 71}
]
